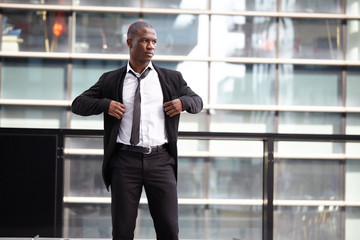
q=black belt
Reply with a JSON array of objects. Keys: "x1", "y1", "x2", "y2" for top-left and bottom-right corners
[{"x1": 117, "y1": 143, "x2": 167, "y2": 154}]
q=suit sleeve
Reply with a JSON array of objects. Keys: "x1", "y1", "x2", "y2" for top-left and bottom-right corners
[
  {"x1": 177, "y1": 73, "x2": 203, "y2": 114},
  {"x1": 71, "y1": 74, "x2": 112, "y2": 116}
]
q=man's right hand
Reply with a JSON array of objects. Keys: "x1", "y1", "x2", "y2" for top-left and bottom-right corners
[{"x1": 108, "y1": 100, "x2": 126, "y2": 120}]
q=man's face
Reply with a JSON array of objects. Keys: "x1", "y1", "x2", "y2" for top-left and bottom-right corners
[{"x1": 128, "y1": 27, "x2": 157, "y2": 64}]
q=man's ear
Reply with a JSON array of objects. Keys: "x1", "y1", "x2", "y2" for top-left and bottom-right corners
[{"x1": 127, "y1": 39, "x2": 132, "y2": 48}]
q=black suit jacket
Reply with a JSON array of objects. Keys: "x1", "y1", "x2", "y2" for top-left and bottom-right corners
[{"x1": 72, "y1": 63, "x2": 203, "y2": 190}]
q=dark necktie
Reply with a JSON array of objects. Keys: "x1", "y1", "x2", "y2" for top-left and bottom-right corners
[{"x1": 129, "y1": 67, "x2": 151, "y2": 146}]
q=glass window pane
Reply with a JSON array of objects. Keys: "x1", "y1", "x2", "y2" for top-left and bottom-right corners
[
  {"x1": 74, "y1": 0, "x2": 139, "y2": 7},
  {"x1": 63, "y1": 204, "x2": 112, "y2": 238},
  {"x1": 72, "y1": 60, "x2": 126, "y2": 99},
  {"x1": 74, "y1": 12, "x2": 137, "y2": 54},
  {"x1": 275, "y1": 158, "x2": 342, "y2": 200},
  {"x1": 281, "y1": 0, "x2": 342, "y2": 13},
  {"x1": 208, "y1": 205, "x2": 262, "y2": 240},
  {"x1": 347, "y1": 68, "x2": 360, "y2": 106},
  {"x1": 179, "y1": 112, "x2": 208, "y2": 132},
  {"x1": 277, "y1": 141, "x2": 344, "y2": 156},
  {"x1": 63, "y1": 204, "x2": 262, "y2": 239},
  {"x1": 144, "y1": 0, "x2": 207, "y2": 9},
  {"x1": 64, "y1": 156, "x2": 108, "y2": 197},
  {"x1": 154, "y1": 61, "x2": 208, "y2": 103},
  {"x1": 347, "y1": 20, "x2": 360, "y2": 60},
  {"x1": 211, "y1": 16, "x2": 276, "y2": 58},
  {"x1": 74, "y1": 13, "x2": 208, "y2": 57},
  {"x1": 2, "y1": 10, "x2": 69, "y2": 52},
  {"x1": 70, "y1": 114, "x2": 103, "y2": 130},
  {"x1": 210, "y1": 110, "x2": 275, "y2": 133},
  {"x1": 1, "y1": 58, "x2": 67, "y2": 100},
  {"x1": 211, "y1": 63, "x2": 275, "y2": 105},
  {"x1": 278, "y1": 112, "x2": 342, "y2": 134},
  {"x1": 145, "y1": 14, "x2": 208, "y2": 57},
  {"x1": 209, "y1": 157, "x2": 263, "y2": 199},
  {"x1": 279, "y1": 65, "x2": 341, "y2": 106},
  {"x1": 0, "y1": 106, "x2": 67, "y2": 128},
  {"x1": 346, "y1": 207, "x2": 360, "y2": 240},
  {"x1": 346, "y1": 157, "x2": 360, "y2": 201},
  {"x1": 346, "y1": 114, "x2": 360, "y2": 135},
  {"x1": 3, "y1": 0, "x2": 70, "y2": 4},
  {"x1": 211, "y1": 0, "x2": 276, "y2": 11},
  {"x1": 279, "y1": 18, "x2": 343, "y2": 59},
  {"x1": 347, "y1": 0, "x2": 360, "y2": 15},
  {"x1": 178, "y1": 157, "x2": 204, "y2": 198},
  {"x1": 274, "y1": 206, "x2": 342, "y2": 240}
]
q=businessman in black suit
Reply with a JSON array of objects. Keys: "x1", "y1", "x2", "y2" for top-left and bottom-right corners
[{"x1": 71, "y1": 21, "x2": 203, "y2": 240}]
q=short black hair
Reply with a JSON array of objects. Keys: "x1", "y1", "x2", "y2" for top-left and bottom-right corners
[{"x1": 127, "y1": 21, "x2": 155, "y2": 39}]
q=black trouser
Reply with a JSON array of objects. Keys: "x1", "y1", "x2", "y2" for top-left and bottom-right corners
[{"x1": 110, "y1": 146, "x2": 179, "y2": 240}]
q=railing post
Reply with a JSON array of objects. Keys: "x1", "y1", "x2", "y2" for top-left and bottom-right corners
[{"x1": 263, "y1": 138, "x2": 274, "y2": 240}]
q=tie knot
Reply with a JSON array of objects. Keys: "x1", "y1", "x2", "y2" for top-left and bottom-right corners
[{"x1": 129, "y1": 67, "x2": 151, "y2": 80}]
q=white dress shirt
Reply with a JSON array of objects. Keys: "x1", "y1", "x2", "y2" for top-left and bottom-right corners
[{"x1": 116, "y1": 61, "x2": 167, "y2": 147}]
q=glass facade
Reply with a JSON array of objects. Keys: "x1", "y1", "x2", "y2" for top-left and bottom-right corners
[{"x1": 1, "y1": 0, "x2": 360, "y2": 239}]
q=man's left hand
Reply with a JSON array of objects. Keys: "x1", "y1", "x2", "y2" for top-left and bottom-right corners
[{"x1": 164, "y1": 99, "x2": 183, "y2": 117}]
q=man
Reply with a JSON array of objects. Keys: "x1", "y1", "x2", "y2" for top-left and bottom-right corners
[{"x1": 71, "y1": 21, "x2": 203, "y2": 240}]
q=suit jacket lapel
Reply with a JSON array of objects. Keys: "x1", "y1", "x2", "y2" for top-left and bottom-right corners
[
  {"x1": 116, "y1": 66, "x2": 127, "y2": 102},
  {"x1": 154, "y1": 64, "x2": 171, "y2": 102}
]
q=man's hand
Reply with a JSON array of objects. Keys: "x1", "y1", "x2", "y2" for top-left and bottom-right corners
[
  {"x1": 108, "y1": 100, "x2": 125, "y2": 120},
  {"x1": 164, "y1": 99, "x2": 183, "y2": 117}
]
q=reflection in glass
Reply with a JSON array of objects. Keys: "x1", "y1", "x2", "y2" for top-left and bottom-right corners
[
  {"x1": 2, "y1": 10, "x2": 69, "y2": 52},
  {"x1": 210, "y1": 110, "x2": 275, "y2": 133},
  {"x1": 74, "y1": 0, "x2": 139, "y2": 7},
  {"x1": 276, "y1": 141, "x2": 344, "y2": 156},
  {"x1": 346, "y1": 114, "x2": 360, "y2": 135},
  {"x1": 74, "y1": 12, "x2": 137, "y2": 54},
  {"x1": 72, "y1": 60, "x2": 126, "y2": 98},
  {"x1": 278, "y1": 112, "x2": 342, "y2": 134},
  {"x1": 347, "y1": 0, "x2": 360, "y2": 15},
  {"x1": 346, "y1": 68, "x2": 360, "y2": 106},
  {"x1": 1, "y1": 58, "x2": 67, "y2": 100},
  {"x1": 70, "y1": 114, "x2": 103, "y2": 130},
  {"x1": 346, "y1": 207, "x2": 360, "y2": 240},
  {"x1": 347, "y1": 20, "x2": 360, "y2": 61},
  {"x1": 64, "y1": 157, "x2": 108, "y2": 197},
  {"x1": 281, "y1": 0, "x2": 342, "y2": 13},
  {"x1": 211, "y1": 16, "x2": 276, "y2": 58},
  {"x1": 279, "y1": 18, "x2": 342, "y2": 59},
  {"x1": 274, "y1": 206, "x2": 342, "y2": 240},
  {"x1": 274, "y1": 158, "x2": 342, "y2": 200},
  {"x1": 73, "y1": 13, "x2": 207, "y2": 57},
  {"x1": 207, "y1": 205, "x2": 262, "y2": 240},
  {"x1": 3, "y1": 0, "x2": 70, "y2": 4},
  {"x1": 145, "y1": 14, "x2": 207, "y2": 57},
  {"x1": 155, "y1": 61, "x2": 208, "y2": 103},
  {"x1": 211, "y1": 63, "x2": 275, "y2": 105},
  {"x1": 211, "y1": 0, "x2": 276, "y2": 12},
  {"x1": 63, "y1": 204, "x2": 262, "y2": 239},
  {"x1": 0, "y1": 106, "x2": 66, "y2": 128},
  {"x1": 346, "y1": 159, "x2": 360, "y2": 201},
  {"x1": 63, "y1": 204, "x2": 111, "y2": 238},
  {"x1": 209, "y1": 157, "x2": 263, "y2": 199},
  {"x1": 279, "y1": 65, "x2": 342, "y2": 106},
  {"x1": 178, "y1": 157, "x2": 204, "y2": 198},
  {"x1": 144, "y1": 0, "x2": 207, "y2": 9},
  {"x1": 65, "y1": 136, "x2": 103, "y2": 150}
]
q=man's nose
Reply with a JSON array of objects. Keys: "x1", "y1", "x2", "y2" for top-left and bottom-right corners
[{"x1": 147, "y1": 42, "x2": 156, "y2": 49}]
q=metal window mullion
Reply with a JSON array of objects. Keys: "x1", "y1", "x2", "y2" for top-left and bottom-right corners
[{"x1": 263, "y1": 138, "x2": 274, "y2": 240}]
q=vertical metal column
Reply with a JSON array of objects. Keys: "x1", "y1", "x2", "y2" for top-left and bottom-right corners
[
  {"x1": 55, "y1": 130, "x2": 65, "y2": 237},
  {"x1": 263, "y1": 138, "x2": 274, "y2": 240}
]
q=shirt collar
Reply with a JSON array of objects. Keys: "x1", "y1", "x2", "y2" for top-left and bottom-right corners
[{"x1": 127, "y1": 61, "x2": 153, "y2": 76}]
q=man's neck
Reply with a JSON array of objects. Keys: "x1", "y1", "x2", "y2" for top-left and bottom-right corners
[{"x1": 129, "y1": 60, "x2": 150, "y2": 74}]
